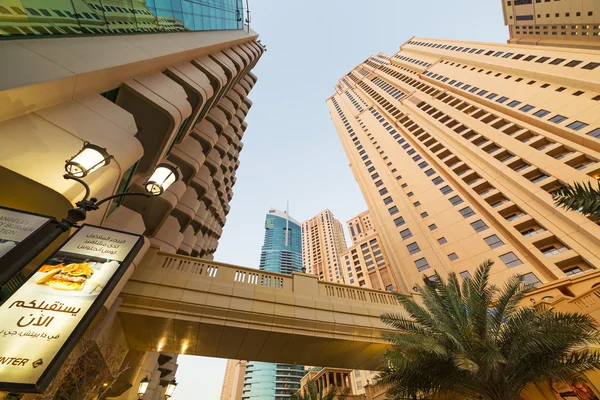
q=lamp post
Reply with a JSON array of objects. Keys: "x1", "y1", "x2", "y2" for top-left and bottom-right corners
[
  {"x1": 2, "y1": 142, "x2": 179, "y2": 285},
  {"x1": 164, "y1": 379, "x2": 177, "y2": 399},
  {"x1": 138, "y1": 376, "x2": 150, "y2": 399}
]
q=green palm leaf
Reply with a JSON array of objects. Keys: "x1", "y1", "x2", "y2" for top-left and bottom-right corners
[{"x1": 553, "y1": 181, "x2": 600, "y2": 220}]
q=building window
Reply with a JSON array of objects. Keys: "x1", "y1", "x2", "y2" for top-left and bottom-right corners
[
  {"x1": 432, "y1": 176, "x2": 444, "y2": 185},
  {"x1": 566, "y1": 121, "x2": 589, "y2": 131},
  {"x1": 440, "y1": 185, "x2": 453, "y2": 195},
  {"x1": 415, "y1": 258, "x2": 430, "y2": 272},
  {"x1": 519, "y1": 104, "x2": 535, "y2": 112},
  {"x1": 400, "y1": 228, "x2": 413, "y2": 240},
  {"x1": 449, "y1": 195, "x2": 464, "y2": 206},
  {"x1": 459, "y1": 271, "x2": 472, "y2": 280},
  {"x1": 420, "y1": 212, "x2": 429, "y2": 218},
  {"x1": 521, "y1": 272, "x2": 541, "y2": 287},
  {"x1": 407, "y1": 242, "x2": 421, "y2": 254},
  {"x1": 507, "y1": 100, "x2": 521, "y2": 108},
  {"x1": 437, "y1": 237, "x2": 447, "y2": 245},
  {"x1": 394, "y1": 216, "x2": 405, "y2": 227},
  {"x1": 425, "y1": 168, "x2": 436, "y2": 176},
  {"x1": 484, "y1": 234, "x2": 505, "y2": 248},
  {"x1": 428, "y1": 224, "x2": 438, "y2": 231},
  {"x1": 459, "y1": 207, "x2": 475, "y2": 218},
  {"x1": 448, "y1": 253, "x2": 459, "y2": 261},
  {"x1": 533, "y1": 109, "x2": 550, "y2": 118},
  {"x1": 500, "y1": 252, "x2": 523, "y2": 268},
  {"x1": 548, "y1": 114, "x2": 567, "y2": 124},
  {"x1": 471, "y1": 219, "x2": 489, "y2": 232},
  {"x1": 407, "y1": 192, "x2": 414, "y2": 197},
  {"x1": 383, "y1": 196, "x2": 393, "y2": 205}
]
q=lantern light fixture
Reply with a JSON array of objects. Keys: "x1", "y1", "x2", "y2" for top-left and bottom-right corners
[
  {"x1": 65, "y1": 141, "x2": 113, "y2": 178},
  {"x1": 138, "y1": 376, "x2": 150, "y2": 399},
  {"x1": 144, "y1": 163, "x2": 179, "y2": 196},
  {"x1": 165, "y1": 379, "x2": 178, "y2": 399}
]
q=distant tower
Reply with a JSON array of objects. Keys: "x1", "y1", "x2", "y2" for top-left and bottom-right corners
[{"x1": 241, "y1": 208, "x2": 305, "y2": 400}]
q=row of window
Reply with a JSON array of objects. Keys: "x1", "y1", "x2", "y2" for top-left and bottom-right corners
[
  {"x1": 423, "y1": 68, "x2": 600, "y2": 141},
  {"x1": 406, "y1": 40, "x2": 600, "y2": 71},
  {"x1": 393, "y1": 54, "x2": 433, "y2": 68}
]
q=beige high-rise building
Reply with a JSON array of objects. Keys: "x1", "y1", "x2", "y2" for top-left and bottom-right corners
[
  {"x1": 502, "y1": 0, "x2": 600, "y2": 49},
  {"x1": 220, "y1": 360, "x2": 247, "y2": 400},
  {"x1": 301, "y1": 210, "x2": 348, "y2": 283},
  {"x1": 341, "y1": 211, "x2": 397, "y2": 291},
  {"x1": 327, "y1": 37, "x2": 600, "y2": 307}
]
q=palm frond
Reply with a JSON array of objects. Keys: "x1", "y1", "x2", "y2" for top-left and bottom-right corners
[{"x1": 553, "y1": 181, "x2": 600, "y2": 220}]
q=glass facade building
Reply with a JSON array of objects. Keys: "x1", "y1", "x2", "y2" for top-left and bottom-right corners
[
  {"x1": 243, "y1": 209, "x2": 304, "y2": 399},
  {"x1": 0, "y1": 0, "x2": 244, "y2": 38}
]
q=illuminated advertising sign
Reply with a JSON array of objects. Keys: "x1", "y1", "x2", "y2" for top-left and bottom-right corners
[
  {"x1": 0, "y1": 224, "x2": 143, "y2": 393},
  {"x1": 0, "y1": 206, "x2": 54, "y2": 285}
]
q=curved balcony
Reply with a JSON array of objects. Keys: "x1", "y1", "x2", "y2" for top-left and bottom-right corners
[
  {"x1": 150, "y1": 215, "x2": 184, "y2": 254},
  {"x1": 116, "y1": 76, "x2": 191, "y2": 175},
  {"x1": 190, "y1": 164, "x2": 212, "y2": 199},
  {"x1": 233, "y1": 44, "x2": 253, "y2": 68},
  {"x1": 228, "y1": 116, "x2": 241, "y2": 133},
  {"x1": 192, "y1": 231, "x2": 206, "y2": 257},
  {"x1": 103, "y1": 205, "x2": 146, "y2": 236},
  {"x1": 193, "y1": 56, "x2": 228, "y2": 94},
  {"x1": 178, "y1": 226, "x2": 198, "y2": 256},
  {"x1": 242, "y1": 75, "x2": 255, "y2": 91},
  {"x1": 205, "y1": 148, "x2": 223, "y2": 173},
  {"x1": 241, "y1": 121, "x2": 248, "y2": 134},
  {"x1": 226, "y1": 91, "x2": 242, "y2": 109},
  {"x1": 233, "y1": 84, "x2": 247, "y2": 98},
  {"x1": 225, "y1": 47, "x2": 246, "y2": 71},
  {"x1": 211, "y1": 52, "x2": 238, "y2": 84},
  {"x1": 238, "y1": 79, "x2": 251, "y2": 95},
  {"x1": 168, "y1": 135, "x2": 206, "y2": 184},
  {"x1": 235, "y1": 108, "x2": 246, "y2": 123},
  {"x1": 221, "y1": 158, "x2": 231, "y2": 176},
  {"x1": 238, "y1": 102, "x2": 249, "y2": 118},
  {"x1": 172, "y1": 186, "x2": 201, "y2": 232},
  {"x1": 214, "y1": 135, "x2": 230, "y2": 157},
  {"x1": 217, "y1": 98, "x2": 235, "y2": 120},
  {"x1": 213, "y1": 169, "x2": 224, "y2": 190},
  {"x1": 202, "y1": 186, "x2": 218, "y2": 209},
  {"x1": 122, "y1": 177, "x2": 185, "y2": 237},
  {"x1": 191, "y1": 202, "x2": 209, "y2": 233},
  {"x1": 206, "y1": 108, "x2": 228, "y2": 132},
  {"x1": 191, "y1": 119, "x2": 219, "y2": 153},
  {"x1": 222, "y1": 125, "x2": 236, "y2": 144}
]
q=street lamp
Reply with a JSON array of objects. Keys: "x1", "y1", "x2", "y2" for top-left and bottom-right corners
[
  {"x1": 164, "y1": 379, "x2": 177, "y2": 399},
  {"x1": 138, "y1": 376, "x2": 150, "y2": 399},
  {"x1": 2, "y1": 142, "x2": 179, "y2": 284},
  {"x1": 65, "y1": 141, "x2": 113, "y2": 178}
]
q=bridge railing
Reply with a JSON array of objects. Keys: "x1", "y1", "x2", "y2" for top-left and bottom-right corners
[{"x1": 147, "y1": 249, "x2": 400, "y2": 307}]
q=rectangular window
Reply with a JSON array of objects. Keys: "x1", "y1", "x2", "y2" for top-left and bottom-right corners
[
  {"x1": 500, "y1": 252, "x2": 523, "y2": 268},
  {"x1": 471, "y1": 219, "x2": 489, "y2": 232},
  {"x1": 437, "y1": 237, "x2": 447, "y2": 245},
  {"x1": 448, "y1": 253, "x2": 459, "y2": 261},
  {"x1": 486, "y1": 93, "x2": 498, "y2": 100},
  {"x1": 548, "y1": 114, "x2": 567, "y2": 124},
  {"x1": 425, "y1": 168, "x2": 436, "y2": 176},
  {"x1": 379, "y1": 188, "x2": 388, "y2": 195},
  {"x1": 400, "y1": 228, "x2": 413, "y2": 240},
  {"x1": 389, "y1": 206, "x2": 399, "y2": 215},
  {"x1": 407, "y1": 242, "x2": 421, "y2": 254},
  {"x1": 432, "y1": 176, "x2": 444, "y2": 185},
  {"x1": 440, "y1": 185, "x2": 453, "y2": 195},
  {"x1": 519, "y1": 104, "x2": 535, "y2": 112},
  {"x1": 415, "y1": 258, "x2": 430, "y2": 272},
  {"x1": 484, "y1": 234, "x2": 505, "y2": 248},
  {"x1": 496, "y1": 96, "x2": 509, "y2": 104},
  {"x1": 407, "y1": 192, "x2": 414, "y2": 197},
  {"x1": 566, "y1": 121, "x2": 589, "y2": 131},
  {"x1": 420, "y1": 212, "x2": 429, "y2": 218},
  {"x1": 459, "y1": 207, "x2": 475, "y2": 218},
  {"x1": 449, "y1": 195, "x2": 464, "y2": 206},
  {"x1": 459, "y1": 271, "x2": 472, "y2": 280},
  {"x1": 413, "y1": 201, "x2": 421, "y2": 207},
  {"x1": 521, "y1": 272, "x2": 541, "y2": 287},
  {"x1": 549, "y1": 58, "x2": 566, "y2": 65},
  {"x1": 587, "y1": 128, "x2": 600, "y2": 138},
  {"x1": 371, "y1": 172, "x2": 379, "y2": 179},
  {"x1": 507, "y1": 100, "x2": 521, "y2": 108},
  {"x1": 418, "y1": 161, "x2": 429, "y2": 169},
  {"x1": 383, "y1": 196, "x2": 393, "y2": 205},
  {"x1": 375, "y1": 180, "x2": 384, "y2": 187},
  {"x1": 533, "y1": 109, "x2": 550, "y2": 118},
  {"x1": 394, "y1": 216, "x2": 405, "y2": 227}
]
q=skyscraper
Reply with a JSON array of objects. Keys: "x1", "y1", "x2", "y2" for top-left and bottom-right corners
[
  {"x1": 327, "y1": 37, "x2": 600, "y2": 301},
  {"x1": 241, "y1": 209, "x2": 305, "y2": 400},
  {"x1": 301, "y1": 210, "x2": 348, "y2": 283},
  {"x1": 502, "y1": 0, "x2": 600, "y2": 49}
]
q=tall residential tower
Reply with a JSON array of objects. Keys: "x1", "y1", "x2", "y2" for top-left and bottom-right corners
[
  {"x1": 327, "y1": 38, "x2": 600, "y2": 305},
  {"x1": 241, "y1": 209, "x2": 305, "y2": 400},
  {"x1": 301, "y1": 210, "x2": 348, "y2": 283}
]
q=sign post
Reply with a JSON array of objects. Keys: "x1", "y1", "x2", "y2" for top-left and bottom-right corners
[
  {"x1": 0, "y1": 207, "x2": 55, "y2": 286},
  {"x1": 0, "y1": 224, "x2": 144, "y2": 393}
]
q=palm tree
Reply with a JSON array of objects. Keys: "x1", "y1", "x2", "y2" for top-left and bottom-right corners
[
  {"x1": 553, "y1": 181, "x2": 600, "y2": 221},
  {"x1": 291, "y1": 379, "x2": 349, "y2": 400},
  {"x1": 377, "y1": 260, "x2": 600, "y2": 400}
]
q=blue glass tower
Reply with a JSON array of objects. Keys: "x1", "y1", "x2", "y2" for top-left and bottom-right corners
[{"x1": 242, "y1": 209, "x2": 305, "y2": 399}]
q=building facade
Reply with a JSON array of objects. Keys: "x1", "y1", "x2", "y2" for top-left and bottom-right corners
[
  {"x1": 502, "y1": 0, "x2": 600, "y2": 49},
  {"x1": 221, "y1": 360, "x2": 248, "y2": 400},
  {"x1": 0, "y1": 2, "x2": 263, "y2": 398},
  {"x1": 327, "y1": 36, "x2": 600, "y2": 393},
  {"x1": 301, "y1": 210, "x2": 348, "y2": 283},
  {"x1": 241, "y1": 209, "x2": 305, "y2": 400},
  {"x1": 341, "y1": 210, "x2": 397, "y2": 291}
]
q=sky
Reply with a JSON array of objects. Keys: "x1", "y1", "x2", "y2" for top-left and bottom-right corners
[{"x1": 173, "y1": 1, "x2": 508, "y2": 398}]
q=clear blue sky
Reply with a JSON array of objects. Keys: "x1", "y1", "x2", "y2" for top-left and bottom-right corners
[{"x1": 173, "y1": 1, "x2": 507, "y2": 398}]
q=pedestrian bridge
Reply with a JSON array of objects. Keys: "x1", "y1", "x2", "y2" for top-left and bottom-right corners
[{"x1": 118, "y1": 247, "x2": 403, "y2": 370}]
